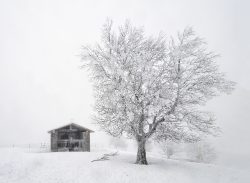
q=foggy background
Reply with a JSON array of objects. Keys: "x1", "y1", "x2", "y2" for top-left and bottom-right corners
[{"x1": 0, "y1": 0, "x2": 249, "y2": 155}]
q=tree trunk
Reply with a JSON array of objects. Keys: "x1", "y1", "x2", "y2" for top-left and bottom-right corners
[{"x1": 135, "y1": 140, "x2": 148, "y2": 165}]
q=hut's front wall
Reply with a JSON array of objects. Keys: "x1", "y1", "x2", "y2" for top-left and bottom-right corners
[{"x1": 50, "y1": 130, "x2": 90, "y2": 152}]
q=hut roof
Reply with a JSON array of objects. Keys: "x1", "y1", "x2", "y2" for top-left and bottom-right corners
[{"x1": 48, "y1": 123, "x2": 94, "y2": 133}]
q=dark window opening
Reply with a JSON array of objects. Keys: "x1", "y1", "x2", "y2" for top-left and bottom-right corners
[{"x1": 61, "y1": 133, "x2": 69, "y2": 139}]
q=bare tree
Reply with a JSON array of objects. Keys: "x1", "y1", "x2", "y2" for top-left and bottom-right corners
[{"x1": 81, "y1": 19, "x2": 235, "y2": 165}]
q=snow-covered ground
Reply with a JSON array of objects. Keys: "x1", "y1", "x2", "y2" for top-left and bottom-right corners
[{"x1": 0, "y1": 147, "x2": 249, "y2": 183}]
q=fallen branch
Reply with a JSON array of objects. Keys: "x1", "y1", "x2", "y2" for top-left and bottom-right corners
[
  {"x1": 103, "y1": 151, "x2": 118, "y2": 157},
  {"x1": 91, "y1": 151, "x2": 118, "y2": 162}
]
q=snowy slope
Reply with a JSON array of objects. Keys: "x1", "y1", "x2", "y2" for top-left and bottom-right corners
[{"x1": 0, "y1": 148, "x2": 249, "y2": 183}]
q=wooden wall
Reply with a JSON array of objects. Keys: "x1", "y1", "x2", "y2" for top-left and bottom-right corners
[
  {"x1": 50, "y1": 130, "x2": 90, "y2": 152},
  {"x1": 82, "y1": 131, "x2": 90, "y2": 151},
  {"x1": 51, "y1": 131, "x2": 58, "y2": 152}
]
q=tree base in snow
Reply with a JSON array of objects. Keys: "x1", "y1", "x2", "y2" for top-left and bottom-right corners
[
  {"x1": 135, "y1": 141, "x2": 148, "y2": 165},
  {"x1": 135, "y1": 158, "x2": 148, "y2": 165}
]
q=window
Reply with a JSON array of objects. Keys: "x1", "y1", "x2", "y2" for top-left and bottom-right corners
[{"x1": 61, "y1": 133, "x2": 69, "y2": 139}]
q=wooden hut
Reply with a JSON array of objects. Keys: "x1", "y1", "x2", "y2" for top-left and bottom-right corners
[{"x1": 48, "y1": 123, "x2": 94, "y2": 152}]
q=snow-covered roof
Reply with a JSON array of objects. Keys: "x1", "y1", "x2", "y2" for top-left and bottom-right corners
[{"x1": 48, "y1": 123, "x2": 94, "y2": 133}]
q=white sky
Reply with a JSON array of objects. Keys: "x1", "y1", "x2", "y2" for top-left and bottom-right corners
[{"x1": 0, "y1": 0, "x2": 250, "y2": 153}]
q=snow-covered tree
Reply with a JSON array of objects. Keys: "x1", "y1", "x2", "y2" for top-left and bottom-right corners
[
  {"x1": 160, "y1": 140, "x2": 175, "y2": 159},
  {"x1": 145, "y1": 140, "x2": 153, "y2": 152},
  {"x1": 81, "y1": 19, "x2": 235, "y2": 165},
  {"x1": 109, "y1": 137, "x2": 127, "y2": 150},
  {"x1": 186, "y1": 141, "x2": 217, "y2": 163}
]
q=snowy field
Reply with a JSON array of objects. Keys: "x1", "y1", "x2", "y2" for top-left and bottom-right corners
[{"x1": 0, "y1": 147, "x2": 249, "y2": 183}]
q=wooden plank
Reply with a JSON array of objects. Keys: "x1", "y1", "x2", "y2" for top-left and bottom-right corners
[{"x1": 57, "y1": 129, "x2": 79, "y2": 132}]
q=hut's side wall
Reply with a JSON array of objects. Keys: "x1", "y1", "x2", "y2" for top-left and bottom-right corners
[
  {"x1": 82, "y1": 131, "x2": 90, "y2": 152},
  {"x1": 51, "y1": 131, "x2": 58, "y2": 152}
]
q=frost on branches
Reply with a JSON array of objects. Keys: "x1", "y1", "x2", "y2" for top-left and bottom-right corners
[{"x1": 81, "y1": 19, "x2": 235, "y2": 165}]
